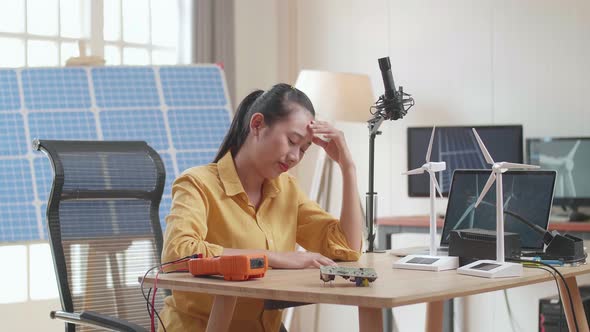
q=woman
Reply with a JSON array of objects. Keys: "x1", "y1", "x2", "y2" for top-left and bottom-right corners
[{"x1": 159, "y1": 83, "x2": 363, "y2": 332}]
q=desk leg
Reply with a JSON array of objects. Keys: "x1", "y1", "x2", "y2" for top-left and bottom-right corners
[
  {"x1": 558, "y1": 276, "x2": 590, "y2": 332},
  {"x1": 359, "y1": 307, "x2": 383, "y2": 332},
  {"x1": 206, "y1": 295, "x2": 237, "y2": 332},
  {"x1": 426, "y1": 300, "x2": 444, "y2": 332}
]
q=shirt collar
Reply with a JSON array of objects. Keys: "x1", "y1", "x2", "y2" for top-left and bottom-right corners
[
  {"x1": 217, "y1": 151, "x2": 281, "y2": 198},
  {"x1": 218, "y1": 151, "x2": 245, "y2": 197}
]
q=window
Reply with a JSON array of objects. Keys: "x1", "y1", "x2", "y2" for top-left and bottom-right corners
[{"x1": 0, "y1": 0, "x2": 180, "y2": 68}]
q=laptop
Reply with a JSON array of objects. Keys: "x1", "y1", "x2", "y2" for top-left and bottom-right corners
[{"x1": 391, "y1": 169, "x2": 556, "y2": 256}]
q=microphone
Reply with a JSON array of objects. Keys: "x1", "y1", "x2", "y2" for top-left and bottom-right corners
[
  {"x1": 375, "y1": 57, "x2": 414, "y2": 120},
  {"x1": 378, "y1": 57, "x2": 397, "y2": 101}
]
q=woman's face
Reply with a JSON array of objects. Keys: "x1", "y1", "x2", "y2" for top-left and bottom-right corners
[{"x1": 253, "y1": 105, "x2": 314, "y2": 179}]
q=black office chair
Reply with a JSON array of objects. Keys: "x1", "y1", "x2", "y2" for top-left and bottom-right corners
[{"x1": 35, "y1": 140, "x2": 166, "y2": 332}]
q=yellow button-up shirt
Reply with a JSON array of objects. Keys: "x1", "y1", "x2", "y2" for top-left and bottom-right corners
[{"x1": 159, "y1": 151, "x2": 361, "y2": 332}]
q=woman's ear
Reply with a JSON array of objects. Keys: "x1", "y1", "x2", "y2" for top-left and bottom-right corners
[{"x1": 250, "y1": 113, "x2": 265, "y2": 136}]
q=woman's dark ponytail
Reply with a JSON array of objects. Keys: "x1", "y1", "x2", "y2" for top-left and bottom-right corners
[
  {"x1": 213, "y1": 83, "x2": 315, "y2": 163},
  {"x1": 213, "y1": 90, "x2": 263, "y2": 162}
]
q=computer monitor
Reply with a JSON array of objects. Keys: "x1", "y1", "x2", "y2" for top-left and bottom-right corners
[
  {"x1": 441, "y1": 170, "x2": 556, "y2": 250},
  {"x1": 407, "y1": 125, "x2": 523, "y2": 197},
  {"x1": 526, "y1": 137, "x2": 590, "y2": 220}
]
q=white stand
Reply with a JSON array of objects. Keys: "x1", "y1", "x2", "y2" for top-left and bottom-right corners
[
  {"x1": 456, "y1": 170, "x2": 522, "y2": 278},
  {"x1": 457, "y1": 259, "x2": 522, "y2": 278},
  {"x1": 393, "y1": 254, "x2": 459, "y2": 272},
  {"x1": 393, "y1": 163, "x2": 458, "y2": 272}
]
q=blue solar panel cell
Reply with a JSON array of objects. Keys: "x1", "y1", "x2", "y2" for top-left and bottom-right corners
[
  {"x1": 0, "y1": 70, "x2": 21, "y2": 112},
  {"x1": 1, "y1": 203, "x2": 39, "y2": 242},
  {"x1": 92, "y1": 67, "x2": 160, "y2": 108},
  {"x1": 160, "y1": 66, "x2": 227, "y2": 107},
  {"x1": 33, "y1": 156, "x2": 53, "y2": 204},
  {"x1": 0, "y1": 112, "x2": 28, "y2": 156},
  {"x1": 168, "y1": 108, "x2": 230, "y2": 150},
  {"x1": 176, "y1": 151, "x2": 216, "y2": 174},
  {"x1": 159, "y1": 197, "x2": 171, "y2": 231},
  {"x1": 28, "y1": 111, "x2": 97, "y2": 141},
  {"x1": 0, "y1": 159, "x2": 35, "y2": 204},
  {"x1": 40, "y1": 203, "x2": 48, "y2": 240},
  {"x1": 21, "y1": 68, "x2": 91, "y2": 110},
  {"x1": 100, "y1": 109, "x2": 169, "y2": 150}
]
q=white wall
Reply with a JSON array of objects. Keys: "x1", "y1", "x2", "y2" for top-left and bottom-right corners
[
  {"x1": 234, "y1": 0, "x2": 282, "y2": 102},
  {"x1": 232, "y1": 0, "x2": 590, "y2": 331}
]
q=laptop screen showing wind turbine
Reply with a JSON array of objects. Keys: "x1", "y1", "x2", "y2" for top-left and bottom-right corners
[{"x1": 441, "y1": 169, "x2": 556, "y2": 250}]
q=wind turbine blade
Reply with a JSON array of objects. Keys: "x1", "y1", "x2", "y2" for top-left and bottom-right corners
[
  {"x1": 428, "y1": 171, "x2": 444, "y2": 198},
  {"x1": 475, "y1": 172, "x2": 496, "y2": 207},
  {"x1": 426, "y1": 126, "x2": 435, "y2": 162},
  {"x1": 567, "y1": 140, "x2": 581, "y2": 159},
  {"x1": 472, "y1": 128, "x2": 494, "y2": 164},
  {"x1": 499, "y1": 162, "x2": 540, "y2": 169},
  {"x1": 454, "y1": 202, "x2": 476, "y2": 230},
  {"x1": 402, "y1": 167, "x2": 425, "y2": 175},
  {"x1": 567, "y1": 172, "x2": 577, "y2": 197}
]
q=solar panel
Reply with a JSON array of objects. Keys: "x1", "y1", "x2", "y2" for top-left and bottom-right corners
[{"x1": 0, "y1": 65, "x2": 232, "y2": 242}]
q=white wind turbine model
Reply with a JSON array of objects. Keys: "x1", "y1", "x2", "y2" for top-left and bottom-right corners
[
  {"x1": 393, "y1": 127, "x2": 459, "y2": 271},
  {"x1": 457, "y1": 128, "x2": 540, "y2": 278}
]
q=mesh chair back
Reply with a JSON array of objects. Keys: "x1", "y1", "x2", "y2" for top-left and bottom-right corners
[{"x1": 36, "y1": 140, "x2": 166, "y2": 332}]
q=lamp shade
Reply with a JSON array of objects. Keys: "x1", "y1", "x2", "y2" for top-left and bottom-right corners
[{"x1": 294, "y1": 70, "x2": 375, "y2": 123}]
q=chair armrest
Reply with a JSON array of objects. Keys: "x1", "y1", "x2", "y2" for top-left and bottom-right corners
[{"x1": 51, "y1": 310, "x2": 147, "y2": 332}]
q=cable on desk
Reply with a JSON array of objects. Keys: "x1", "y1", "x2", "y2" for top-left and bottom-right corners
[
  {"x1": 141, "y1": 254, "x2": 201, "y2": 332},
  {"x1": 510, "y1": 258, "x2": 579, "y2": 332}
]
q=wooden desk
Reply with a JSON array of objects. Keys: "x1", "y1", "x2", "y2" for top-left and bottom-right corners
[
  {"x1": 140, "y1": 253, "x2": 590, "y2": 332},
  {"x1": 377, "y1": 215, "x2": 590, "y2": 251}
]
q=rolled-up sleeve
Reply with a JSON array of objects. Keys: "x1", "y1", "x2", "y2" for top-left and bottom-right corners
[
  {"x1": 294, "y1": 180, "x2": 360, "y2": 261},
  {"x1": 161, "y1": 174, "x2": 224, "y2": 265}
]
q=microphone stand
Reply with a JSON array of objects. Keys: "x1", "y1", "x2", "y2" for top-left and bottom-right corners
[{"x1": 366, "y1": 115, "x2": 386, "y2": 253}]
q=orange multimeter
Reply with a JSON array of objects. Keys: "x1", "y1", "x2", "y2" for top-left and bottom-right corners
[{"x1": 188, "y1": 254, "x2": 268, "y2": 281}]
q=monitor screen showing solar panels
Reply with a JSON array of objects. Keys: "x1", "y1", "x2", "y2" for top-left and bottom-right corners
[
  {"x1": 441, "y1": 169, "x2": 556, "y2": 250},
  {"x1": 407, "y1": 125, "x2": 523, "y2": 197},
  {"x1": 526, "y1": 137, "x2": 590, "y2": 207}
]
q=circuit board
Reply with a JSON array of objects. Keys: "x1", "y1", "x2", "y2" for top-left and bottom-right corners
[{"x1": 320, "y1": 266, "x2": 378, "y2": 286}]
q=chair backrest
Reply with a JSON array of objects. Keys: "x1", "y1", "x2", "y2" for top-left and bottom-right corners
[{"x1": 35, "y1": 140, "x2": 166, "y2": 332}]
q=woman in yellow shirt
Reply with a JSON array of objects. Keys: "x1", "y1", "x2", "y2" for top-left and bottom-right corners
[{"x1": 159, "y1": 83, "x2": 363, "y2": 332}]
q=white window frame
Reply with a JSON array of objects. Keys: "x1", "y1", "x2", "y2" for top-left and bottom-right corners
[{"x1": 0, "y1": 0, "x2": 179, "y2": 68}]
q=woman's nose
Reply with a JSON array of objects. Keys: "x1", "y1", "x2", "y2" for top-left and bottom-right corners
[{"x1": 287, "y1": 148, "x2": 300, "y2": 165}]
